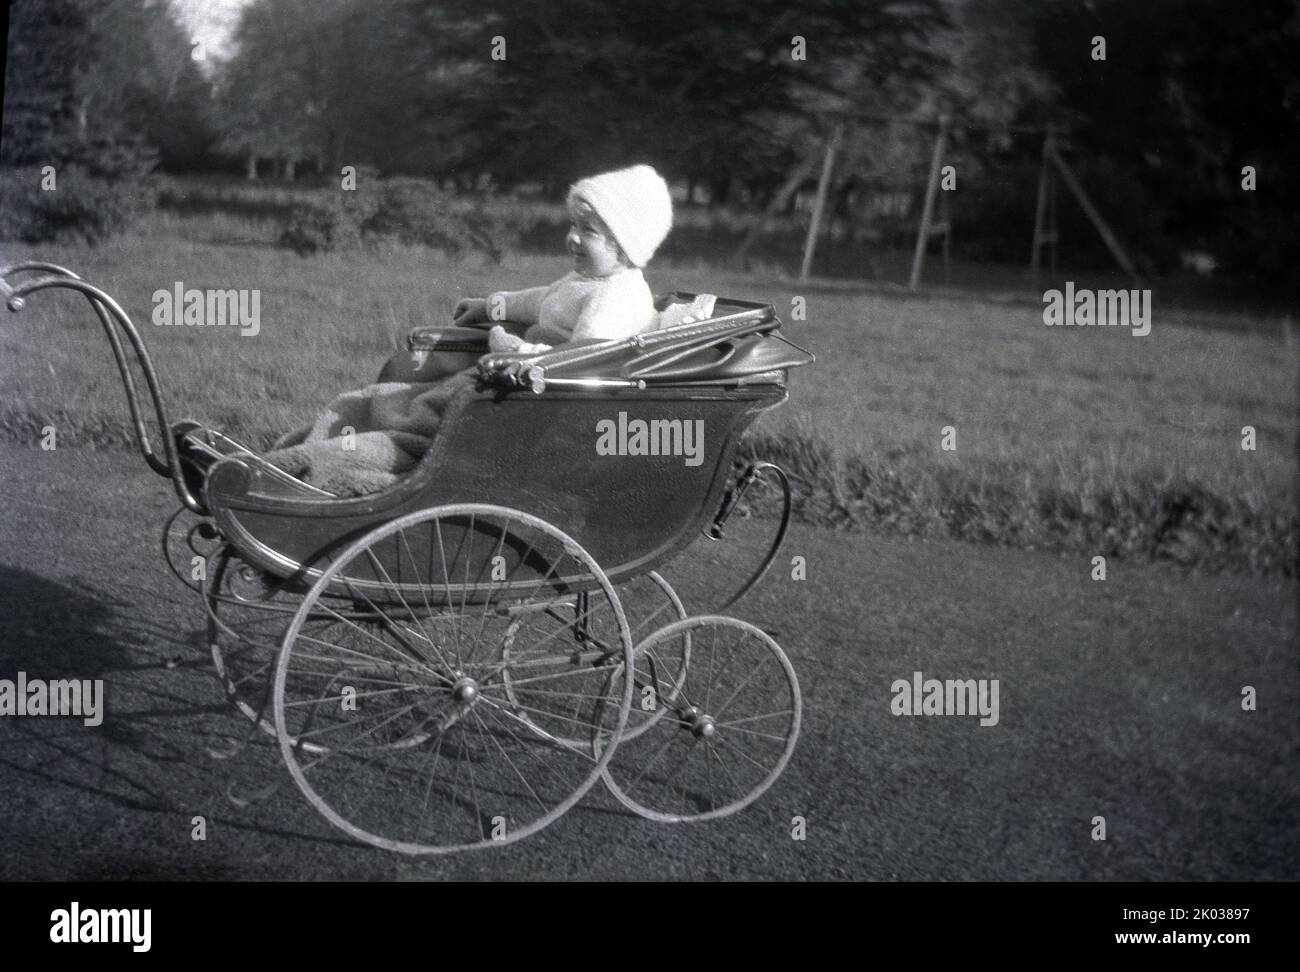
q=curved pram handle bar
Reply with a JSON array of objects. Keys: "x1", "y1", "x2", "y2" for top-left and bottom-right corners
[{"x1": 1, "y1": 262, "x2": 203, "y2": 513}]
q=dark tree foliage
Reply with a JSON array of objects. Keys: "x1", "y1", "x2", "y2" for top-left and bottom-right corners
[
  {"x1": 1027, "y1": 0, "x2": 1300, "y2": 287},
  {"x1": 397, "y1": 0, "x2": 948, "y2": 190},
  {"x1": 1, "y1": 0, "x2": 216, "y2": 173},
  {"x1": 3, "y1": 0, "x2": 100, "y2": 167},
  {"x1": 215, "y1": 0, "x2": 438, "y2": 177}
]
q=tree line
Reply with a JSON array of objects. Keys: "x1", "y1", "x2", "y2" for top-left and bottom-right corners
[{"x1": 2, "y1": 0, "x2": 1296, "y2": 285}]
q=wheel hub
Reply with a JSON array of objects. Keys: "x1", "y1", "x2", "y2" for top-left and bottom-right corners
[
  {"x1": 681, "y1": 706, "x2": 717, "y2": 739},
  {"x1": 228, "y1": 562, "x2": 270, "y2": 601},
  {"x1": 451, "y1": 676, "x2": 480, "y2": 705}
]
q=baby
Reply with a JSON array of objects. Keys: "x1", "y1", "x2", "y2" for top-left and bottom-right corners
[
  {"x1": 265, "y1": 164, "x2": 677, "y2": 497},
  {"x1": 453, "y1": 164, "x2": 673, "y2": 352}
]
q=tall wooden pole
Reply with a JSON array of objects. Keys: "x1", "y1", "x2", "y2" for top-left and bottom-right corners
[
  {"x1": 909, "y1": 113, "x2": 948, "y2": 291},
  {"x1": 1030, "y1": 126, "x2": 1054, "y2": 272},
  {"x1": 733, "y1": 153, "x2": 819, "y2": 266},
  {"x1": 940, "y1": 189, "x2": 952, "y2": 282},
  {"x1": 1050, "y1": 146, "x2": 1140, "y2": 281},
  {"x1": 1048, "y1": 170, "x2": 1059, "y2": 274},
  {"x1": 799, "y1": 123, "x2": 844, "y2": 282}
]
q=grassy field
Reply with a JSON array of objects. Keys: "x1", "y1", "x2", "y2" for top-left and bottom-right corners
[{"x1": 2, "y1": 209, "x2": 1296, "y2": 575}]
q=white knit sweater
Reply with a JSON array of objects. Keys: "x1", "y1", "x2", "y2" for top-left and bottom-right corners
[{"x1": 489, "y1": 267, "x2": 655, "y2": 346}]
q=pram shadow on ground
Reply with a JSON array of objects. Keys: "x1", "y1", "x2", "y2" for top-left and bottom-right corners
[{"x1": 0, "y1": 564, "x2": 385, "y2": 878}]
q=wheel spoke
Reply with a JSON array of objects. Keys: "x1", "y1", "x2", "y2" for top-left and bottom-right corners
[
  {"x1": 433, "y1": 519, "x2": 463, "y2": 668},
  {"x1": 396, "y1": 528, "x2": 456, "y2": 675},
  {"x1": 477, "y1": 703, "x2": 575, "y2": 789},
  {"x1": 468, "y1": 519, "x2": 512, "y2": 664},
  {"x1": 710, "y1": 742, "x2": 746, "y2": 803},
  {"x1": 711, "y1": 653, "x2": 770, "y2": 722},
  {"x1": 362, "y1": 545, "x2": 436, "y2": 663},
  {"x1": 281, "y1": 684, "x2": 428, "y2": 707},
  {"x1": 477, "y1": 694, "x2": 610, "y2": 744},
  {"x1": 307, "y1": 602, "x2": 440, "y2": 679},
  {"x1": 625, "y1": 727, "x2": 683, "y2": 794},
  {"x1": 469, "y1": 708, "x2": 548, "y2": 816},
  {"x1": 457, "y1": 513, "x2": 475, "y2": 658},
  {"x1": 415, "y1": 722, "x2": 449, "y2": 838},
  {"x1": 715, "y1": 709, "x2": 794, "y2": 728},
  {"x1": 477, "y1": 658, "x2": 609, "y2": 689},
  {"x1": 713, "y1": 731, "x2": 773, "y2": 774},
  {"x1": 228, "y1": 656, "x2": 275, "y2": 689},
  {"x1": 714, "y1": 723, "x2": 788, "y2": 743},
  {"x1": 289, "y1": 697, "x2": 426, "y2": 744}
]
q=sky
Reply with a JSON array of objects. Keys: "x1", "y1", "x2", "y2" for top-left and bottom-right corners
[{"x1": 167, "y1": 0, "x2": 252, "y2": 65}]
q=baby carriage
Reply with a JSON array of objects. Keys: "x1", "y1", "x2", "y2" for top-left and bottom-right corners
[{"x1": 1, "y1": 261, "x2": 814, "y2": 855}]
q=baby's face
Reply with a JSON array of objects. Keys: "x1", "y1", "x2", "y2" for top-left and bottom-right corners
[{"x1": 566, "y1": 200, "x2": 624, "y2": 277}]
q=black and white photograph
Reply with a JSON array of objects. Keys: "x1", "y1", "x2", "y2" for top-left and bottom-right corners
[{"x1": 0, "y1": 0, "x2": 1295, "y2": 929}]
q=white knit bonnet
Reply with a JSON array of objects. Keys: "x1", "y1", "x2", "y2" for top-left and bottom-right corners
[{"x1": 566, "y1": 164, "x2": 673, "y2": 267}]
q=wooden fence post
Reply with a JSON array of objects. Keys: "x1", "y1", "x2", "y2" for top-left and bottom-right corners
[
  {"x1": 1030, "y1": 126, "x2": 1055, "y2": 272},
  {"x1": 909, "y1": 113, "x2": 949, "y2": 291},
  {"x1": 733, "y1": 154, "x2": 819, "y2": 267},
  {"x1": 799, "y1": 123, "x2": 844, "y2": 282},
  {"x1": 1050, "y1": 144, "x2": 1140, "y2": 282}
]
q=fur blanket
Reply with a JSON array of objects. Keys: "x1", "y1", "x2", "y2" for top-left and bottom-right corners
[
  {"x1": 262, "y1": 295, "x2": 719, "y2": 497},
  {"x1": 263, "y1": 372, "x2": 475, "y2": 496}
]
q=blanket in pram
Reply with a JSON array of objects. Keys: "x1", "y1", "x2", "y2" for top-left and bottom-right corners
[{"x1": 263, "y1": 372, "x2": 474, "y2": 496}]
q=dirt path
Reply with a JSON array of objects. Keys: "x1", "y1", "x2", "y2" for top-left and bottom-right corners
[{"x1": 0, "y1": 445, "x2": 1295, "y2": 880}]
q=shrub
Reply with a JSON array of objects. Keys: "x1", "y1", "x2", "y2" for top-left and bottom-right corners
[
  {"x1": 278, "y1": 177, "x2": 512, "y2": 259},
  {"x1": 365, "y1": 178, "x2": 508, "y2": 261},
  {"x1": 279, "y1": 203, "x2": 346, "y2": 255},
  {"x1": 0, "y1": 165, "x2": 147, "y2": 244},
  {"x1": 278, "y1": 192, "x2": 378, "y2": 255}
]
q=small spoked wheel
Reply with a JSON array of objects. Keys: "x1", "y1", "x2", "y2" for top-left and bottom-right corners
[
  {"x1": 273, "y1": 504, "x2": 633, "y2": 854},
  {"x1": 600, "y1": 616, "x2": 801, "y2": 823},
  {"x1": 500, "y1": 569, "x2": 688, "y2": 743}
]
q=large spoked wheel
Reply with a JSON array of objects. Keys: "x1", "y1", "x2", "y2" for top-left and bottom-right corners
[
  {"x1": 500, "y1": 569, "x2": 689, "y2": 743},
  {"x1": 600, "y1": 616, "x2": 801, "y2": 823},
  {"x1": 273, "y1": 504, "x2": 634, "y2": 854}
]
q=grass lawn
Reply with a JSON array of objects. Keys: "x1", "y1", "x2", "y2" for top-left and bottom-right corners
[{"x1": 2, "y1": 211, "x2": 1295, "y2": 575}]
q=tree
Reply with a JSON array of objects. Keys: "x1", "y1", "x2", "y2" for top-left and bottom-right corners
[
  {"x1": 2, "y1": 0, "x2": 215, "y2": 173},
  {"x1": 400, "y1": 0, "x2": 948, "y2": 189},
  {"x1": 209, "y1": 0, "x2": 952, "y2": 197},
  {"x1": 3, "y1": 0, "x2": 104, "y2": 167},
  {"x1": 1026, "y1": 0, "x2": 1300, "y2": 287},
  {"x1": 214, "y1": 0, "x2": 445, "y2": 179}
]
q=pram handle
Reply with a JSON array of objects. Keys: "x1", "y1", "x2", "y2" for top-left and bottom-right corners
[{"x1": 1, "y1": 262, "x2": 203, "y2": 514}]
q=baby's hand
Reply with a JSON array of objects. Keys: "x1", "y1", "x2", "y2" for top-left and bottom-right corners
[
  {"x1": 488, "y1": 326, "x2": 552, "y2": 355},
  {"x1": 488, "y1": 325, "x2": 524, "y2": 353},
  {"x1": 453, "y1": 297, "x2": 489, "y2": 326}
]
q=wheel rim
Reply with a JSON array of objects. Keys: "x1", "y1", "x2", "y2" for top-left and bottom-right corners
[
  {"x1": 274, "y1": 504, "x2": 634, "y2": 854},
  {"x1": 600, "y1": 616, "x2": 801, "y2": 824}
]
